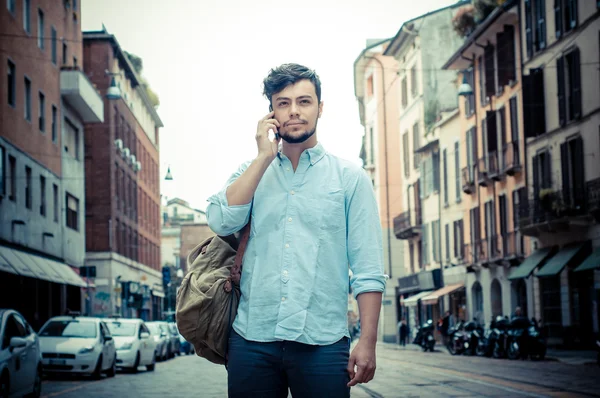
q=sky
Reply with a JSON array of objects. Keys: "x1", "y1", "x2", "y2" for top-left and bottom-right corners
[{"x1": 82, "y1": 0, "x2": 457, "y2": 212}]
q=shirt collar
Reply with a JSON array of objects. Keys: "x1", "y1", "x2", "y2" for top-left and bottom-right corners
[{"x1": 277, "y1": 142, "x2": 326, "y2": 166}]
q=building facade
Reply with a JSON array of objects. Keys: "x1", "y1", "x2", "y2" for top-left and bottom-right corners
[
  {"x1": 354, "y1": 39, "x2": 405, "y2": 343},
  {"x1": 515, "y1": 0, "x2": 600, "y2": 347},
  {"x1": 0, "y1": 0, "x2": 101, "y2": 329},
  {"x1": 386, "y1": 2, "x2": 469, "y2": 338},
  {"x1": 82, "y1": 28, "x2": 164, "y2": 321}
]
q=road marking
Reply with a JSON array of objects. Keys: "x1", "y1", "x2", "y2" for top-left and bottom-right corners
[{"x1": 41, "y1": 378, "x2": 104, "y2": 398}]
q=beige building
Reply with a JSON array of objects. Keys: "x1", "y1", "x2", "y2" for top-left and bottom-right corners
[
  {"x1": 516, "y1": 0, "x2": 600, "y2": 346},
  {"x1": 354, "y1": 39, "x2": 405, "y2": 343}
]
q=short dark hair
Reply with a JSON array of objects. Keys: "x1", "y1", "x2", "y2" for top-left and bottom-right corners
[{"x1": 263, "y1": 63, "x2": 322, "y2": 105}]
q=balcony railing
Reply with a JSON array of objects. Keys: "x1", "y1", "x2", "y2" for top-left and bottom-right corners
[
  {"x1": 477, "y1": 158, "x2": 490, "y2": 187},
  {"x1": 462, "y1": 166, "x2": 475, "y2": 194},
  {"x1": 463, "y1": 242, "x2": 475, "y2": 265},
  {"x1": 487, "y1": 152, "x2": 503, "y2": 181},
  {"x1": 518, "y1": 181, "x2": 600, "y2": 235},
  {"x1": 393, "y1": 209, "x2": 422, "y2": 240},
  {"x1": 503, "y1": 141, "x2": 521, "y2": 176},
  {"x1": 475, "y1": 238, "x2": 489, "y2": 264},
  {"x1": 503, "y1": 231, "x2": 525, "y2": 260}
]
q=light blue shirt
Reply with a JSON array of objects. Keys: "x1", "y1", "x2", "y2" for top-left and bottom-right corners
[{"x1": 206, "y1": 142, "x2": 386, "y2": 345}]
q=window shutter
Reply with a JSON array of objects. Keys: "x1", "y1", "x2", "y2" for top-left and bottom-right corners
[
  {"x1": 557, "y1": 57, "x2": 566, "y2": 127},
  {"x1": 504, "y1": 25, "x2": 516, "y2": 83},
  {"x1": 544, "y1": 151, "x2": 552, "y2": 189},
  {"x1": 572, "y1": 136, "x2": 585, "y2": 205},
  {"x1": 496, "y1": 31, "x2": 507, "y2": 87},
  {"x1": 533, "y1": 155, "x2": 540, "y2": 200},
  {"x1": 433, "y1": 151, "x2": 440, "y2": 193},
  {"x1": 484, "y1": 44, "x2": 496, "y2": 98},
  {"x1": 486, "y1": 111, "x2": 498, "y2": 153},
  {"x1": 554, "y1": 0, "x2": 562, "y2": 39},
  {"x1": 568, "y1": 0, "x2": 577, "y2": 29},
  {"x1": 445, "y1": 223, "x2": 450, "y2": 261},
  {"x1": 443, "y1": 149, "x2": 448, "y2": 204},
  {"x1": 454, "y1": 142, "x2": 460, "y2": 201},
  {"x1": 536, "y1": 0, "x2": 546, "y2": 49},
  {"x1": 571, "y1": 48, "x2": 582, "y2": 120},
  {"x1": 560, "y1": 142, "x2": 570, "y2": 206},
  {"x1": 525, "y1": 0, "x2": 533, "y2": 58}
]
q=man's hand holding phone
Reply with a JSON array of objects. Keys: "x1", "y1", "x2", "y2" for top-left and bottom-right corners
[{"x1": 256, "y1": 111, "x2": 281, "y2": 161}]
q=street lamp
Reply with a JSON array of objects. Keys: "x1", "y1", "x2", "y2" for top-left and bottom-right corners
[
  {"x1": 457, "y1": 72, "x2": 474, "y2": 97},
  {"x1": 105, "y1": 70, "x2": 122, "y2": 100},
  {"x1": 164, "y1": 166, "x2": 173, "y2": 181}
]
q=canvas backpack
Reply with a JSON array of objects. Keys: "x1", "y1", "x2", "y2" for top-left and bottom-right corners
[{"x1": 175, "y1": 221, "x2": 250, "y2": 365}]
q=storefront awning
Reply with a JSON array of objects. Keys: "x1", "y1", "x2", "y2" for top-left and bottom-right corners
[
  {"x1": 508, "y1": 247, "x2": 556, "y2": 280},
  {"x1": 421, "y1": 283, "x2": 465, "y2": 306},
  {"x1": 537, "y1": 243, "x2": 588, "y2": 277},
  {"x1": 402, "y1": 291, "x2": 432, "y2": 307},
  {"x1": 0, "y1": 245, "x2": 87, "y2": 287},
  {"x1": 574, "y1": 247, "x2": 600, "y2": 273},
  {"x1": 0, "y1": 250, "x2": 18, "y2": 276}
]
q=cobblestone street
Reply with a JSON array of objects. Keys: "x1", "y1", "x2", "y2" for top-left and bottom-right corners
[{"x1": 40, "y1": 343, "x2": 600, "y2": 398}]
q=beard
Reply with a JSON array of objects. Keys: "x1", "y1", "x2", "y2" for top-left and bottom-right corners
[{"x1": 279, "y1": 118, "x2": 318, "y2": 144}]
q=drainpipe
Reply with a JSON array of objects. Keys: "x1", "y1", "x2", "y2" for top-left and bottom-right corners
[{"x1": 366, "y1": 55, "x2": 393, "y2": 279}]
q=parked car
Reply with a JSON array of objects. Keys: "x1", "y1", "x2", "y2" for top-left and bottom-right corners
[
  {"x1": 0, "y1": 309, "x2": 42, "y2": 398},
  {"x1": 145, "y1": 322, "x2": 169, "y2": 361},
  {"x1": 105, "y1": 318, "x2": 157, "y2": 372},
  {"x1": 38, "y1": 313, "x2": 116, "y2": 379},
  {"x1": 167, "y1": 323, "x2": 181, "y2": 357},
  {"x1": 178, "y1": 333, "x2": 194, "y2": 355}
]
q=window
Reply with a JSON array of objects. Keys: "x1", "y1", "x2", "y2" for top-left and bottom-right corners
[
  {"x1": 66, "y1": 193, "x2": 79, "y2": 230},
  {"x1": 464, "y1": 68, "x2": 475, "y2": 116},
  {"x1": 442, "y1": 149, "x2": 448, "y2": 205},
  {"x1": 51, "y1": 105, "x2": 57, "y2": 142},
  {"x1": 478, "y1": 55, "x2": 485, "y2": 106},
  {"x1": 499, "y1": 195, "x2": 508, "y2": 250},
  {"x1": 24, "y1": 77, "x2": 31, "y2": 121},
  {"x1": 557, "y1": 48, "x2": 581, "y2": 126},
  {"x1": 513, "y1": 187, "x2": 527, "y2": 229},
  {"x1": 409, "y1": 243, "x2": 415, "y2": 274},
  {"x1": 25, "y1": 166, "x2": 31, "y2": 209},
  {"x1": 454, "y1": 142, "x2": 461, "y2": 202},
  {"x1": 40, "y1": 175, "x2": 46, "y2": 216},
  {"x1": 555, "y1": 0, "x2": 578, "y2": 39},
  {"x1": 37, "y1": 9, "x2": 44, "y2": 49},
  {"x1": 62, "y1": 42, "x2": 67, "y2": 65},
  {"x1": 53, "y1": 183, "x2": 58, "y2": 222},
  {"x1": 8, "y1": 155, "x2": 16, "y2": 201},
  {"x1": 421, "y1": 223, "x2": 429, "y2": 267},
  {"x1": 470, "y1": 207, "x2": 481, "y2": 247},
  {"x1": 524, "y1": 0, "x2": 547, "y2": 57},
  {"x1": 496, "y1": 25, "x2": 516, "y2": 87},
  {"x1": 466, "y1": 127, "x2": 477, "y2": 181},
  {"x1": 412, "y1": 122, "x2": 420, "y2": 169},
  {"x1": 532, "y1": 150, "x2": 552, "y2": 199},
  {"x1": 560, "y1": 136, "x2": 584, "y2": 208},
  {"x1": 523, "y1": 68, "x2": 546, "y2": 137},
  {"x1": 484, "y1": 44, "x2": 496, "y2": 99},
  {"x1": 410, "y1": 66, "x2": 418, "y2": 97},
  {"x1": 369, "y1": 127, "x2": 375, "y2": 165},
  {"x1": 64, "y1": 118, "x2": 79, "y2": 159},
  {"x1": 7, "y1": 60, "x2": 16, "y2": 107},
  {"x1": 38, "y1": 92, "x2": 45, "y2": 132},
  {"x1": 445, "y1": 223, "x2": 450, "y2": 262},
  {"x1": 403, "y1": 132, "x2": 409, "y2": 177},
  {"x1": 432, "y1": 151, "x2": 440, "y2": 193},
  {"x1": 7, "y1": 0, "x2": 15, "y2": 13},
  {"x1": 509, "y1": 97, "x2": 519, "y2": 143},
  {"x1": 23, "y1": 0, "x2": 30, "y2": 33},
  {"x1": 51, "y1": 27, "x2": 57, "y2": 64},
  {"x1": 401, "y1": 77, "x2": 407, "y2": 108},
  {"x1": 0, "y1": 146, "x2": 5, "y2": 197},
  {"x1": 432, "y1": 220, "x2": 440, "y2": 263},
  {"x1": 453, "y1": 219, "x2": 464, "y2": 258}
]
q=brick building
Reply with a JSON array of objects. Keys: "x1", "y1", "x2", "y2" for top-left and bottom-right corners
[
  {"x1": 82, "y1": 28, "x2": 164, "y2": 321},
  {"x1": 0, "y1": 0, "x2": 102, "y2": 329}
]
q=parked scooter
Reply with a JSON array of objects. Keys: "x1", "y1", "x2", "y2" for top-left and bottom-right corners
[
  {"x1": 447, "y1": 320, "x2": 467, "y2": 355},
  {"x1": 413, "y1": 319, "x2": 436, "y2": 352},
  {"x1": 492, "y1": 316, "x2": 510, "y2": 359},
  {"x1": 463, "y1": 320, "x2": 484, "y2": 356},
  {"x1": 506, "y1": 317, "x2": 547, "y2": 360}
]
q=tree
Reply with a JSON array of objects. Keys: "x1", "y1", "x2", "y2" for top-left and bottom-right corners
[{"x1": 124, "y1": 51, "x2": 160, "y2": 108}]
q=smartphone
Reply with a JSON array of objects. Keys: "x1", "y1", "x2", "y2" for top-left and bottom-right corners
[{"x1": 269, "y1": 104, "x2": 280, "y2": 140}]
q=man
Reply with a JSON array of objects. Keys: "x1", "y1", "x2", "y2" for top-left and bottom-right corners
[{"x1": 206, "y1": 63, "x2": 386, "y2": 398}]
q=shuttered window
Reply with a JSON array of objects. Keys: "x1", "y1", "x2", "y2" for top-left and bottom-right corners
[{"x1": 443, "y1": 149, "x2": 448, "y2": 205}]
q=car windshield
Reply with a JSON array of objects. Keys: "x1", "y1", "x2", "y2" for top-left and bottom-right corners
[
  {"x1": 106, "y1": 322, "x2": 137, "y2": 336},
  {"x1": 146, "y1": 323, "x2": 160, "y2": 335},
  {"x1": 39, "y1": 320, "x2": 97, "y2": 338}
]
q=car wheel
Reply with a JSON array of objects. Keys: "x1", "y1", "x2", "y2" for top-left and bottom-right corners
[
  {"x1": 106, "y1": 355, "x2": 116, "y2": 378},
  {"x1": 131, "y1": 352, "x2": 140, "y2": 373},
  {"x1": 0, "y1": 372, "x2": 10, "y2": 398},
  {"x1": 24, "y1": 366, "x2": 42, "y2": 398},
  {"x1": 92, "y1": 355, "x2": 103, "y2": 380},
  {"x1": 146, "y1": 354, "x2": 156, "y2": 372}
]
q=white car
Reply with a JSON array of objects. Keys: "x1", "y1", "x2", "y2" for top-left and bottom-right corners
[
  {"x1": 145, "y1": 322, "x2": 169, "y2": 361},
  {"x1": 105, "y1": 318, "x2": 156, "y2": 372},
  {"x1": 38, "y1": 314, "x2": 116, "y2": 379},
  {"x1": 0, "y1": 309, "x2": 42, "y2": 397}
]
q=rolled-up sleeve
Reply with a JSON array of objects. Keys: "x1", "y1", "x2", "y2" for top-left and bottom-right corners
[
  {"x1": 346, "y1": 169, "x2": 387, "y2": 299},
  {"x1": 206, "y1": 161, "x2": 252, "y2": 236}
]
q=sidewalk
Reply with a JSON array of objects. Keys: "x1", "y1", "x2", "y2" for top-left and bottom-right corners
[{"x1": 377, "y1": 341, "x2": 598, "y2": 366}]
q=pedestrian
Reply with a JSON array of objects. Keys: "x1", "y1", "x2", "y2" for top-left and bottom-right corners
[
  {"x1": 206, "y1": 63, "x2": 386, "y2": 398},
  {"x1": 440, "y1": 311, "x2": 451, "y2": 345},
  {"x1": 398, "y1": 319, "x2": 408, "y2": 347}
]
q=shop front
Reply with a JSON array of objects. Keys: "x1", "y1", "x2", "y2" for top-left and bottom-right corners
[{"x1": 396, "y1": 269, "x2": 442, "y2": 340}]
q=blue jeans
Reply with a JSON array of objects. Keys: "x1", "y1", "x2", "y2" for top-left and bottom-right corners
[{"x1": 227, "y1": 329, "x2": 351, "y2": 398}]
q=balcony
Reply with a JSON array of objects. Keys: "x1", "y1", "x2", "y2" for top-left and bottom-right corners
[
  {"x1": 503, "y1": 141, "x2": 521, "y2": 176},
  {"x1": 487, "y1": 152, "x2": 503, "y2": 182},
  {"x1": 518, "y1": 179, "x2": 600, "y2": 236},
  {"x1": 477, "y1": 158, "x2": 491, "y2": 187},
  {"x1": 393, "y1": 210, "x2": 422, "y2": 240},
  {"x1": 462, "y1": 166, "x2": 475, "y2": 194},
  {"x1": 502, "y1": 231, "x2": 525, "y2": 263},
  {"x1": 60, "y1": 67, "x2": 104, "y2": 123}
]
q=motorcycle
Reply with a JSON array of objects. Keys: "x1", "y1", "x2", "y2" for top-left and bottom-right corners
[
  {"x1": 506, "y1": 317, "x2": 547, "y2": 360},
  {"x1": 447, "y1": 320, "x2": 468, "y2": 355},
  {"x1": 463, "y1": 320, "x2": 484, "y2": 356},
  {"x1": 492, "y1": 316, "x2": 510, "y2": 359},
  {"x1": 413, "y1": 319, "x2": 436, "y2": 352}
]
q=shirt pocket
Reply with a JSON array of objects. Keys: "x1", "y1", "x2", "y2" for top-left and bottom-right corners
[{"x1": 306, "y1": 189, "x2": 345, "y2": 233}]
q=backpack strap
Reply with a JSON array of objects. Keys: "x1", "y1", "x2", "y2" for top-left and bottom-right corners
[{"x1": 230, "y1": 216, "x2": 251, "y2": 286}]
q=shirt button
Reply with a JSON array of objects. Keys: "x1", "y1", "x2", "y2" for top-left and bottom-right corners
[
  {"x1": 288, "y1": 217, "x2": 292, "y2": 222},
  {"x1": 290, "y1": 190, "x2": 295, "y2": 195},
  {"x1": 285, "y1": 243, "x2": 290, "y2": 248},
  {"x1": 283, "y1": 270, "x2": 288, "y2": 276},
  {"x1": 286, "y1": 167, "x2": 290, "y2": 171},
  {"x1": 281, "y1": 297, "x2": 286, "y2": 302}
]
